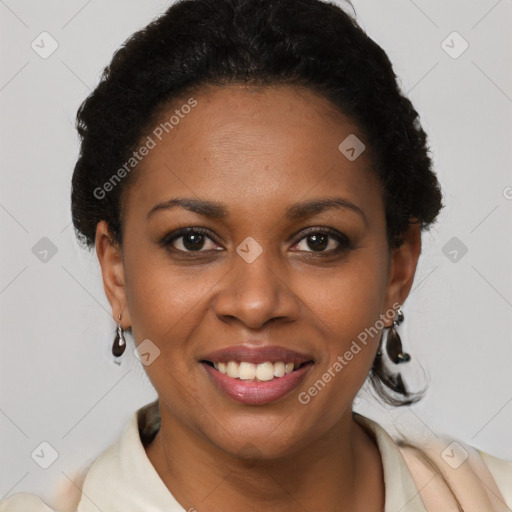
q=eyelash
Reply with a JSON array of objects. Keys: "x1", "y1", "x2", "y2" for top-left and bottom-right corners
[{"x1": 159, "y1": 227, "x2": 351, "y2": 256}]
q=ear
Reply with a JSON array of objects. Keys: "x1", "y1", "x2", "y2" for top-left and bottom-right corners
[
  {"x1": 95, "y1": 220, "x2": 131, "y2": 328},
  {"x1": 382, "y1": 221, "x2": 422, "y2": 324}
]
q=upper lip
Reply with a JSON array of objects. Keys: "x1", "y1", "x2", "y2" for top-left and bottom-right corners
[{"x1": 200, "y1": 344, "x2": 314, "y2": 365}]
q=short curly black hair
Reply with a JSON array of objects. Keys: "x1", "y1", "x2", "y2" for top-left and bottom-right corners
[{"x1": 71, "y1": 0, "x2": 443, "y2": 406}]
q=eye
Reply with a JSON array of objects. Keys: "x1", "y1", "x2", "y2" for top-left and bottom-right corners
[
  {"x1": 160, "y1": 227, "x2": 351, "y2": 255},
  {"x1": 291, "y1": 228, "x2": 351, "y2": 254},
  {"x1": 159, "y1": 228, "x2": 223, "y2": 253}
]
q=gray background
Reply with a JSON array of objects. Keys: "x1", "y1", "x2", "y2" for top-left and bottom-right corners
[{"x1": 1, "y1": 0, "x2": 511, "y2": 507}]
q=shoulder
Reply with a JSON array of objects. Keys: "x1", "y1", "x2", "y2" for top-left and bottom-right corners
[
  {"x1": 1, "y1": 403, "x2": 160, "y2": 512},
  {"x1": 478, "y1": 449, "x2": 512, "y2": 506},
  {"x1": 0, "y1": 493, "x2": 58, "y2": 512},
  {"x1": 398, "y1": 435, "x2": 512, "y2": 510}
]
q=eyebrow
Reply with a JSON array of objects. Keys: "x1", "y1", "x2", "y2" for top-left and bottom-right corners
[{"x1": 146, "y1": 197, "x2": 367, "y2": 224}]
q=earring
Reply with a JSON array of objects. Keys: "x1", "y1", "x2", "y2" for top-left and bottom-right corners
[
  {"x1": 385, "y1": 306, "x2": 410, "y2": 364},
  {"x1": 112, "y1": 313, "x2": 126, "y2": 357}
]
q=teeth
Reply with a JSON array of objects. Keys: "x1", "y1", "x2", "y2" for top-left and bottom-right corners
[
  {"x1": 256, "y1": 362, "x2": 274, "y2": 381},
  {"x1": 226, "y1": 361, "x2": 239, "y2": 378},
  {"x1": 212, "y1": 360, "x2": 303, "y2": 381},
  {"x1": 273, "y1": 362, "x2": 285, "y2": 378},
  {"x1": 239, "y1": 362, "x2": 256, "y2": 380}
]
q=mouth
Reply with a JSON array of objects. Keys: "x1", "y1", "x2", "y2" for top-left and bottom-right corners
[{"x1": 199, "y1": 345, "x2": 314, "y2": 405}]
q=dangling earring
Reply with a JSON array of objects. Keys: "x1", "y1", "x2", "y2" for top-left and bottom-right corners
[
  {"x1": 112, "y1": 313, "x2": 126, "y2": 357},
  {"x1": 385, "y1": 306, "x2": 410, "y2": 364}
]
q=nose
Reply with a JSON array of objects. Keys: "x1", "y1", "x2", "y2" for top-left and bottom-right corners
[{"x1": 213, "y1": 248, "x2": 300, "y2": 330}]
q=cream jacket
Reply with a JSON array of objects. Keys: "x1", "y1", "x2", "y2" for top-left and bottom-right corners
[{"x1": 2, "y1": 401, "x2": 511, "y2": 512}]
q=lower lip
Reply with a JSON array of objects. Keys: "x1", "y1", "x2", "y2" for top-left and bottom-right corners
[{"x1": 202, "y1": 363, "x2": 313, "y2": 405}]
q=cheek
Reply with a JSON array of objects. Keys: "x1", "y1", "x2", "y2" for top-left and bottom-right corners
[
  {"x1": 304, "y1": 245, "x2": 389, "y2": 339},
  {"x1": 122, "y1": 246, "x2": 226, "y2": 387},
  {"x1": 300, "y1": 246, "x2": 389, "y2": 400},
  {"x1": 123, "y1": 242, "x2": 205, "y2": 334},
  {"x1": 122, "y1": 255, "x2": 207, "y2": 407}
]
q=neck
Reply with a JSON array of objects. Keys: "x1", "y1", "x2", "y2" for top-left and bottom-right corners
[{"x1": 145, "y1": 407, "x2": 385, "y2": 512}]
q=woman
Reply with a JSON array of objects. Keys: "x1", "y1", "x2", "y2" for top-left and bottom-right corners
[{"x1": 2, "y1": 0, "x2": 511, "y2": 510}]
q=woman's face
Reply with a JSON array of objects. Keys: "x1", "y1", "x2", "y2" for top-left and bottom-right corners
[{"x1": 97, "y1": 84, "x2": 420, "y2": 458}]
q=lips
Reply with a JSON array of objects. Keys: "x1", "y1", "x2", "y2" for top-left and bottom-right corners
[
  {"x1": 199, "y1": 344, "x2": 314, "y2": 405},
  {"x1": 200, "y1": 345, "x2": 313, "y2": 366}
]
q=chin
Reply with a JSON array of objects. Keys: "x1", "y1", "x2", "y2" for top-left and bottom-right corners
[{"x1": 199, "y1": 409, "x2": 321, "y2": 461}]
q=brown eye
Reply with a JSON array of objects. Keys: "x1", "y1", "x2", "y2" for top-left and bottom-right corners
[
  {"x1": 293, "y1": 228, "x2": 350, "y2": 254},
  {"x1": 160, "y1": 228, "x2": 222, "y2": 253}
]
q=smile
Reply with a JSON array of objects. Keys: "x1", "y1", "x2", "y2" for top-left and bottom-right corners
[{"x1": 199, "y1": 344, "x2": 314, "y2": 405}]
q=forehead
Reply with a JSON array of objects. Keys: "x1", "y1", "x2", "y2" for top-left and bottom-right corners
[{"x1": 123, "y1": 84, "x2": 383, "y2": 221}]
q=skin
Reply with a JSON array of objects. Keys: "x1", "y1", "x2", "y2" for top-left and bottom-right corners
[{"x1": 96, "y1": 84, "x2": 421, "y2": 511}]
